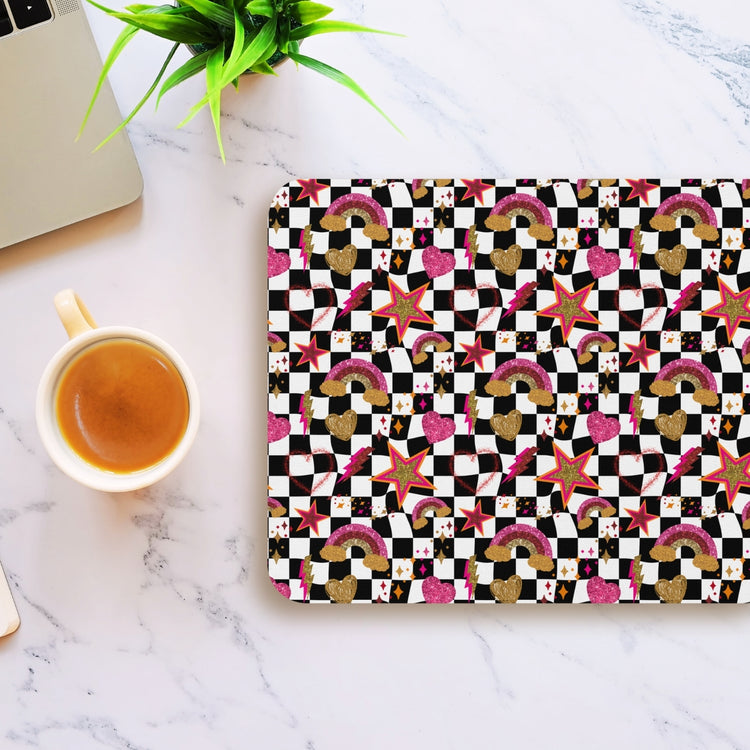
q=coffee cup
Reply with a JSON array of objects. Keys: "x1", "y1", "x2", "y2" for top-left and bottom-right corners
[{"x1": 36, "y1": 290, "x2": 200, "y2": 492}]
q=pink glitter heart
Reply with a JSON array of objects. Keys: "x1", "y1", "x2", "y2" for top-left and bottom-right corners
[
  {"x1": 587, "y1": 410, "x2": 620, "y2": 444},
  {"x1": 268, "y1": 246, "x2": 291, "y2": 278},
  {"x1": 271, "y1": 578, "x2": 291, "y2": 599},
  {"x1": 268, "y1": 411, "x2": 291, "y2": 442},
  {"x1": 422, "y1": 245, "x2": 456, "y2": 279},
  {"x1": 422, "y1": 576, "x2": 456, "y2": 603},
  {"x1": 587, "y1": 576, "x2": 621, "y2": 604},
  {"x1": 422, "y1": 411, "x2": 456, "y2": 444},
  {"x1": 587, "y1": 245, "x2": 620, "y2": 279}
]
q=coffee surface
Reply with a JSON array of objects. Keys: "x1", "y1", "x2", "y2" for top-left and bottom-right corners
[{"x1": 55, "y1": 339, "x2": 189, "y2": 473}]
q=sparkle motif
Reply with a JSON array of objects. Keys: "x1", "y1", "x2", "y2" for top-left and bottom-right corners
[
  {"x1": 296, "y1": 178, "x2": 327, "y2": 204},
  {"x1": 624, "y1": 500, "x2": 659, "y2": 535},
  {"x1": 701, "y1": 443, "x2": 750, "y2": 508},
  {"x1": 459, "y1": 179, "x2": 493, "y2": 205},
  {"x1": 459, "y1": 500, "x2": 493, "y2": 535},
  {"x1": 371, "y1": 278, "x2": 436, "y2": 342},
  {"x1": 700, "y1": 277, "x2": 750, "y2": 343},
  {"x1": 624, "y1": 179, "x2": 658, "y2": 204},
  {"x1": 536, "y1": 443, "x2": 600, "y2": 508},
  {"x1": 459, "y1": 336, "x2": 493, "y2": 370},
  {"x1": 371, "y1": 443, "x2": 435, "y2": 508},
  {"x1": 295, "y1": 334, "x2": 328, "y2": 370},
  {"x1": 294, "y1": 500, "x2": 329, "y2": 535},
  {"x1": 535, "y1": 278, "x2": 601, "y2": 343},
  {"x1": 624, "y1": 335, "x2": 659, "y2": 370}
]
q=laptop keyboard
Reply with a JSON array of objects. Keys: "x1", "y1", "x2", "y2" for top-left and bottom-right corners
[{"x1": 0, "y1": 0, "x2": 51, "y2": 35}]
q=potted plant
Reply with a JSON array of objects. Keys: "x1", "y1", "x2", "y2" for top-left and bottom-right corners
[{"x1": 80, "y1": 0, "x2": 400, "y2": 160}]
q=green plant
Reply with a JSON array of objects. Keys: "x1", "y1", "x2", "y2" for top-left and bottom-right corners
[{"x1": 80, "y1": 0, "x2": 400, "y2": 161}]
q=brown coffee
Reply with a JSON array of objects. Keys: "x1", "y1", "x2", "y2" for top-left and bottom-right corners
[{"x1": 55, "y1": 338, "x2": 189, "y2": 473}]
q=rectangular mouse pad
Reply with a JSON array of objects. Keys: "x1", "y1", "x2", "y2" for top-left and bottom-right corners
[{"x1": 267, "y1": 178, "x2": 750, "y2": 604}]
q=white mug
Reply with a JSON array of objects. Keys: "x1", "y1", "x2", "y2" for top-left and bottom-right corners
[{"x1": 36, "y1": 290, "x2": 200, "y2": 492}]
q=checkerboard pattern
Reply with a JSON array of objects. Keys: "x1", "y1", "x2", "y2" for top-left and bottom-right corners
[{"x1": 268, "y1": 178, "x2": 750, "y2": 604}]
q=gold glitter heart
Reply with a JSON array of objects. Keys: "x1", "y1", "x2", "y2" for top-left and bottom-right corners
[
  {"x1": 325, "y1": 244, "x2": 357, "y2": 276},
  {"x1": 655, "y1": 575, "x2": 687, "y2": 604},
  {"x1": 325, "y1": 575, "x2": 357, "y2": 603},
  {"x1": 489, "y1": 244, "x2": 523, "y2": 276},
  {"x1": 654, "y1": 244, "x2": 687, "y2": 276},
  {"x1": 654, "y1": 410, "x2": 687, "y2": 441},
  {"x1": 489, "y1": 410, "x2": 522, "y2": 441},
  {"x1": 324, "y1": 410, "x2": 358, "y2": 441},
  {"x1": 489, "y1": 575, "x2": 522, "y2": 604}
]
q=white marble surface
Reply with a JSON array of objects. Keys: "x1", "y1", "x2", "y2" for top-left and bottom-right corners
[{"x1": 2, "y1": 0, "x2": 750, "y2": 747}]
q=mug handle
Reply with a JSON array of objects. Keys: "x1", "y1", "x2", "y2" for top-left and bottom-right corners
[{"x1": 54, "y1": 289, "x2": 97, "y2": 339}]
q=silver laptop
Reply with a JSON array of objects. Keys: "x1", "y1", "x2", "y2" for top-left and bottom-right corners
[{"x1": 0, "y1": 0, "x2": 142, "y2": 248}]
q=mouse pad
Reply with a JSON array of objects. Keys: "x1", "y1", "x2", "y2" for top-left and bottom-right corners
[{"x1": 267, "y1": 178, "x2": 750, "y2": 604}]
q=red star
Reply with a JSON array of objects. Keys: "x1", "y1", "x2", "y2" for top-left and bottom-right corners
[
  {"x1": 296, "y1": 179, "x2": 327, "y2": 205},
  {"x1": 459, "y1": 335, "x2": 493, "y2": 370},
  {"x1": 535, "y1": 278, "x2": 601, "y2": 343},
  {"x1": 701, "y1": 442, "x2": 750, "y2": 508},
  {"x1": 459, "y1": 179, "x2": 493, "y2": 205},
  {"x1": 371, "y1": 443, "x2": 435, "y2": 508},
  {"x1": 294, "y1": 499, "x2": 329, "y2": 535},
  {"x1": 536, "y1": 442, "x2": 600, "y2": 508},
  {"x1": 624, "y1": 500, "x2": 659, "y2": 535},
  {"x1": 370, "y1": 278, "x2": 436, "y2": 343},
  {"x1": 459, "y1": 500, "x2": 493, "y2": 535},
  {"x1": 295, "y1": 334, "x2": 328, "y2": 369},
  {"x1": 700, "y1": 277, "x2": 750, "y2": 343},
  {"x1": 624, "y1": 335, "x2": 659, "y2": 370},
  {"x1": 624, "y1": 179, "x2": 659, "y2": 204}
]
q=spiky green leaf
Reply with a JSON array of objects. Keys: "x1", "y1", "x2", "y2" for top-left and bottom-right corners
[
  {"x1": 87, "y1": 0, "x2": 216, "y2": 43},
  {"x1": 205, "y1": 45, "x2": 226, "y2": 162},
  {"x1": 287, "y1": 2, "x2": 332, "y2": 24},
  {"x1": 288, "y1": 51, "x2": 401, "y2": 134},
  {"x1": 156, "y1": 50, "x2": 211, "y2": 108},
  {"x1": 173, "y1": 0, "x2": 234, "y2": 27},
  {"x1": 93, "y1": 43, "x2": 180, "y2": 151},
  {"x1": 78, "y1": 23, "x2": 139, "y2": 140},
  {"x1": 290, "y1": 20, "x2": 402, "y2": 41},
  {"x1": 245, "y1": 0, "x2": 273, "y2": 16}
]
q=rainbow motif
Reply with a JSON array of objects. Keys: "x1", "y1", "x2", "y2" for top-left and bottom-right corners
[
  {"x1": 576, "y1": 497, "x2": 616, "y2": 530},
  {"x1": 576, "y1": 179, "x2": 616, "y2": 199},
  {"x1": 268, "y1": 332, "x2": 286, "y2": 352},
  {"x1": 649, "y1": 358, "x2": 718, "y2": 406},
  {"x1": 484, "y1": 358, "x2": 554, "y2": 406},
  {"x1": 485, "y1": 194, "x2": 554, "y2": 241},
  {"x1": 268, "y1": 497, "x2": 286, "y2": 518},
  {"x1": 649, "y1": 523, "x2": 719, "y2": 571},
  {"x1": 742, "y1": 336, "x2": 750, "y2": 365},
  {"x1": 411, "y1": 178, "x2": 451, "y2": 200},
  {"x1": 320, "y1": 358, "x2": 389, "y2": 406},
  {"x1": 320, "y1": 523, "x2": 389, "y2": 571},
  {"x1": 577, "y1": 332, "x2": 616, "y2": 364},
  {"x1": 411, "y1": 498, "x2": 451, "y2": 530},
  {"x1": 742, "y1": 502, "x2": 750, "y2": 531},
  {"x1": 485, "y1": 524, "x2": 554, "y2": 571},
  {"x1": 411, "y1": 332, "x2": 451, "y2": 364},
  {"x1": 649, "y1": 193, "x2": 719, "y2": 241},
  {"x1": 320, "y1": 193, "x2": 390, "y2": 241}
]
